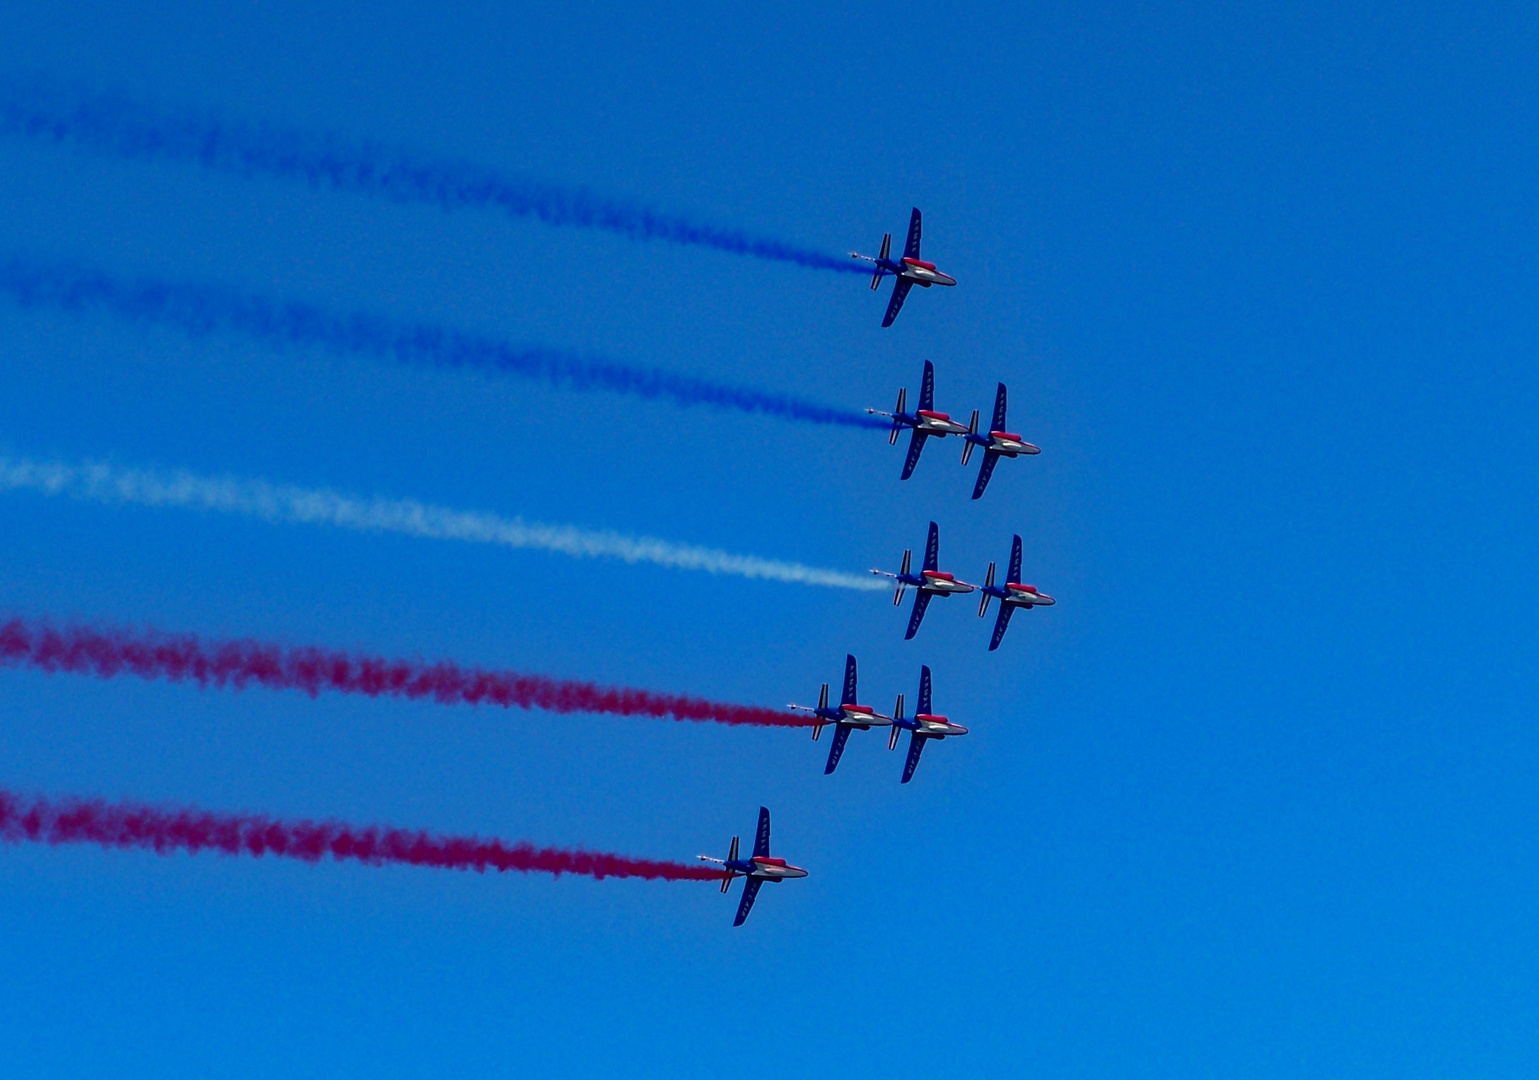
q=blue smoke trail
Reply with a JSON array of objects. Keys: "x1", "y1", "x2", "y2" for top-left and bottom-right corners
[
  {"x1": 0, "y1": 258, "x2": 886, "y2": 431},
  {"x1": 0, "y1": 78, "x2": 867, "y2": 276}
]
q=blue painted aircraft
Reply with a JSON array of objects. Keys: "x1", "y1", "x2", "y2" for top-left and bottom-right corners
[
  {"x1": 789, "y1": 653, "x2": 892, "y2": 774},
  {"x1": 867, "y1": 360, "x2": 970, "y2": 479},
  {"x1": 850, "y1": 207, "x2": 957, "y2": 326},
  {"x1": 961, "y1": 383, "x2": 1040, "y2": 499},
  {"x1": 977, "y1": 534, "x2": 1056, "y2": 651},
  {"x1": 872, "y1": 521, "x2": 976, "y2": 639},
  {"x1": 697, "y1": 806, "x2": 807, "y2": 926},
  {"x1": 887, "y1": 664, "x2": 969, "y2": 783}
]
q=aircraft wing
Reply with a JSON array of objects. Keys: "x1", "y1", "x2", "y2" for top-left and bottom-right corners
[
  {"x1": 904, "y1": 589, "x2": 934, "y2": 640},
  {"x1": 1008, "y1": 535, "x2": 1023, "y2": 584},
  {"x1": 900, "y1": 428, "x2": 929, "y2": 480},
  {"x1": 752, "y1": 805, "x2": 771, "y2": 859},
  {"x1": 988, "y1": 602, "x2": 1015, "y2": 651},
  {"x1": 901, "y1": 732, "x2": 927, "y2": 784},
  {"x1": 824, "y1": 723, "x2": 854, "y2": 775},
  {"x1": 881, "y1": 278, "x2": 913, "y2": 327},
  {"x1": 841, "y1": 654, "x2": 859, "y2": 708},
  {"x1": 918, "y1": 665, "x2": 933, "y2": 716},
  {"x1": 971, "y1": 450, "x2": 1001, "y2": 500},
  {"x1": 923, "y1": 521, "x2": 940, "y2": 572},
  {"x1": 990, "y1": 383, "x2": 1008, "y2": 433},
  {"x1": 903, "y1": 207, "x2": 922, "y2": 260},
  {"x1": 733, "y1": 876, "x2": 765, "y2": 926}
]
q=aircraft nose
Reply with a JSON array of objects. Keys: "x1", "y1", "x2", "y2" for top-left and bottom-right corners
[
  {"x1": 937, "y1": 272, "x2": 957, "y2": 286},
  {"x1": 1023, "y1": 442, "x2": 1042, "y2": 454},
  {"x1": 1038, "y1": 594, "x2": 1056, "y2": 605}
]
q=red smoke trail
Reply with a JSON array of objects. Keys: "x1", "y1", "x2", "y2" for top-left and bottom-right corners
[
  {"x1": 0, "y1": 615, "x2": 807, "y2": 728},
  {"x1": 0, "y1": 788, "x2": 720, "y2": 881}
]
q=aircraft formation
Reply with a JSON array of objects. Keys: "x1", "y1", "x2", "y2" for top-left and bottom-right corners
[{"x1": 706, "y1": 207, "x2": 1057, "y2": 925}]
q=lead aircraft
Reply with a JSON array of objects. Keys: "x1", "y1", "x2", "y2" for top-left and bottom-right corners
[
  {"x1": 698, "y1": 806, "x2": 808, "y2": 926},
  {"x1": 789, "y1": 653, "x2": 892, "y2": 775},
  {"x1": 887, "y1": 664, "x2": 969, "y2": 783},
  {"x1": 977, "y1": 534, "x2": 1056, "y2": 650},
  {"x1": 961, "y1": 383, "x2": 1041, "y2": 500},
  {"x1": 872, "y1": 521, "x2": 976, "y2": 639},
  {"x1": 867, "y1": 359, "x2": 970, "y2": 479},
  {"x1": 850, "y1": 207, "x2": 957, "y2": 326}
]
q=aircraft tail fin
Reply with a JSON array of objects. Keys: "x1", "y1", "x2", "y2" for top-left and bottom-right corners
[
  {"x1": 888, "y1": 387, "x2": 906, "y2": 444},
  {"x1": 871, "y1": 233, "x2": 892, "y2": 289},
  {"x1": 962, "y1": 409, "x2": 980, "y2": 465},
  {"x1": 721, "y1": 835, "x2": 740, "y2": 891},
  {"x1": 979, "y1": 562, "x2": 996, "y2": 616},
  {"x1": 889, "y1": 693, "x2": 905, "y2": 750},
  {"x1": 894, "y1": 549, "x2": 911, "y2": 604},
  {"x1": 812, "y1": 682, "x2": 828, "y2": 741}
]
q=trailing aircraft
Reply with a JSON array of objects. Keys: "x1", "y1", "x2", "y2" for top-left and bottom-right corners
[
  {"x1": 873, "y1": 521, "x2": 976, "y2": 639},
  {"x1": 850, "y1": 207, "x2": 957, "y2": 326},
  {"x1": 977, "y1": 534, "x2": 1056, "y2": 651},
  {"x1": 867, "y1": 359, "x2": 970, "y2": 480},
  {"x1": 887, "y1": 664, "x2": 969, "y2": 784},
  {"x1": 789, "y1": 653, "x2": 892, "y2": 775},
  {"x1": 698, "y1": 806, "x2": 808, "y2": 926},
  {"x1": 961, "y1": 383, "x2": 1040, "y2": 499}
]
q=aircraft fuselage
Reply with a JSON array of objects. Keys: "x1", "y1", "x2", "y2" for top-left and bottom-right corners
[
  {"x1": 876, "y1": 256, "x2": 957, "y2": 288},
  {"x1": 724, "y1": 856, "x2": 809, "y2": 881},
  {"x1": 912, "y1": 409, "x2": 970, "y2": 436},
  {"x1": 920, "y1": 570, "x2": 974, "y2": 596},
  {"x1": 983, "y1": 431, "x2": 1042, "y2": 457},
  {"x1": 1005, "y1": 583, "x2": 1054, "y2": 607},
  {"x1": 905, "y1": 712, "x2": 969, "y2": 739}
]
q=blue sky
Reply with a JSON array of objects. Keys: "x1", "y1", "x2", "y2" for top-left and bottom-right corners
[{"x1": 0, "y1": 1, "x2": 1536, "y2": 1076}]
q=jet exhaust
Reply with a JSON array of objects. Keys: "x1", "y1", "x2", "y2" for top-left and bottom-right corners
[
  {"x1": 0, "y1": 257, "x2": 887, "y2": 431},
  {"x1": 0, "y1": 79, "x2": 867, "y2": 276},
  {"x1": 0, "y1": 787, "x2": 721, "y2": 881},
  {"x1": 0, "y1": 615, "x2": 813, "y2": 728},
  {"x1": 0, "y1": 453, "x2": 887, "y2": 593}
]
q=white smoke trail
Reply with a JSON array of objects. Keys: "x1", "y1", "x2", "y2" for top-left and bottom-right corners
[{"x1": 0, "y1": 454, "x2": 886, "y2": 592}]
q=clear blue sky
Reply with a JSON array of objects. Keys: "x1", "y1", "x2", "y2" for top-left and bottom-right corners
[{"x1": 0, "y1": 2, "x2": 1536, "y2": 1076}]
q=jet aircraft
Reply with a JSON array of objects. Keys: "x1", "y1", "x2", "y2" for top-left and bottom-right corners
[
  {"x1": 887, "y1": 664, "x2": 969, "y2": 783},
  {"x1": 961, "y1": 383, "x2": 1040, "y2": 500},
  {"x1": 977, "y1": 534, "x2": 1056, "y2": 650},
  {"x1": 789, "y1": 653, "x2": 892, "y2": 775},
  {"x1": 873, "y1": 521, "x2": 975, "y2": 639},
  {"x1": 850, "y1": 207, "x2": 957, "y2": 326},
  {"x1": 698, "y1": 806, "x2": 808, "y2": 926},
  {"x1": 867, "y1": 359, "x2": 970, "y2": 480}
]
